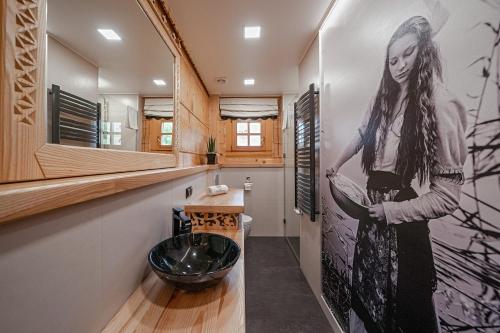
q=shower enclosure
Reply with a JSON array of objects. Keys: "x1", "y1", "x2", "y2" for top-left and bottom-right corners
[{"x1": 283, "y1": 95, "x2": 300, "y2": 260}]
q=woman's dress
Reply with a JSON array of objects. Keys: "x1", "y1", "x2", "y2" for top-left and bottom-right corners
[{"x1": 351, "y1": 86, "x2": 468, "y2": 333}]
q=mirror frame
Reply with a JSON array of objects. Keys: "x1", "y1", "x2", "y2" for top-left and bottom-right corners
[{"x1": 0, "y1": 0, "x2": 181, "y2": 183}]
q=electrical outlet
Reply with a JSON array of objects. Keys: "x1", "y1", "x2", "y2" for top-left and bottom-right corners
[{"x1": 185, "y1": 186, "x2": 193, "y2": 199}]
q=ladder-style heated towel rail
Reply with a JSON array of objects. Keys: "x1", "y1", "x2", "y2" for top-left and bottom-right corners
[
  {"x1": 294, "y1": 83, "x2": 319, "y2": 221},
  {"x1": 49, "y1": 84, "x2": 101, "y2": 147}
]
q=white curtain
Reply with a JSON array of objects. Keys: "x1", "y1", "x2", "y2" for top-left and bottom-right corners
[
  {"x1": 144, "y1": 98, "x2": 174, "y2": 118},
  {"x1": 219, "y1": 97, "x2": 278, "y2": 119}
]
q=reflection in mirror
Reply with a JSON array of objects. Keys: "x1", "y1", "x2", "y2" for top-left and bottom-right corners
[{"x1": 46, "y1": 0, "x2": 175, "y2": 152}]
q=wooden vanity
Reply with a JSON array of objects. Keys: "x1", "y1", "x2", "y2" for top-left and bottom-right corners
[
  {"x1": 185, "y1": 188, "x2": 245, "y2": 231},
  {"x1": 102, "y1": 189, "x2": 245, "y2": 333}
]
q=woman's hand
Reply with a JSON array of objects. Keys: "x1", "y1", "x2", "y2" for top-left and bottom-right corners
[
  {"x1": 326, "y1": 167, "x2": 338, "y2": 178},
  {"x1": 368, "y1": 204, "x2": 386, "y2": 222}
]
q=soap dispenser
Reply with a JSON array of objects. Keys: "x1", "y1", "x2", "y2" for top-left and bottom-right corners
[{"x1": 244, "y1": 176, "x2": 253, "y2": 191}]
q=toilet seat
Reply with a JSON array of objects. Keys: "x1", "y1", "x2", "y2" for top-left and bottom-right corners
[{"x1": 241, "y1": 214, "x2": 253, "y2": 239}]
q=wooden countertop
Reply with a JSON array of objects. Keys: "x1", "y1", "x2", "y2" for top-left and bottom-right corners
[
  {"x1": 184, "y1": 188, "x2": 244, "y2": 214},
  {"x1": 102, "y1": 229, "x2": 245, "y2": 333}
]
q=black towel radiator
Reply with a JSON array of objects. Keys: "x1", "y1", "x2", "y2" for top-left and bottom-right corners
[
  {"x1": 49, "y1": 84, "x2": 101, "y2": 147},
  {"x1": 294, "y1": 83, "x2": 319, "y2": 221}
]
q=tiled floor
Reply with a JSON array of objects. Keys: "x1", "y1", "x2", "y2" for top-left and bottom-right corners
[
  {"x1": 287, "y1": 236, "x2": 300, "y2": 258},
  {"x1": 245, "y1": 237, "x2": 333, "y2": 333}
]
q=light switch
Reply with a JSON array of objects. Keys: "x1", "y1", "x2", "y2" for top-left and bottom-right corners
[{"x1": 185, "y1": 186, "x2": 193, "y2": 199}]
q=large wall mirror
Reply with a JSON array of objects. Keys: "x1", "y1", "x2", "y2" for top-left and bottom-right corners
[{"x1": 46, "y1": 0, "x2": 175, "y2": 153}]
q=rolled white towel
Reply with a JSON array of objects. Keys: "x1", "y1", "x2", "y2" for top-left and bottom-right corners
[{"x1": 207, "y1": 184, "x2": 229, "y2": 196}]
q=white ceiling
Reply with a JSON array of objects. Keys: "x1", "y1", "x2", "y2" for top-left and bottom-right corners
[
  {"x1": 167, "y1": 0, "x2": 332, "y2": 96},
  {"x1": 47, "y1": 0, "x2": 174, "y2": 96}
]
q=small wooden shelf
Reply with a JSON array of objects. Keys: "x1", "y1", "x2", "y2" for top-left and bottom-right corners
[{"x1": 184, "y1": 188, "x2": 244, "y2": 214}]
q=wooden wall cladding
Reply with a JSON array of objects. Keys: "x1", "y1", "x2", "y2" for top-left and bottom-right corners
[
  {"x1": 177, "y1": 59, "x2": 209, "y2": 166},
  {"x1": 180, "y1": 59, "x2": 209, "y2": 125},
  {"x1": 178, "y1": 152, "x2": 205, "y2": 167}
]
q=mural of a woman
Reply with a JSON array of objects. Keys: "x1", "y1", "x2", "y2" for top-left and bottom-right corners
[{"x1": 326, "y1": 12, "x2": 468, "y2": 333}]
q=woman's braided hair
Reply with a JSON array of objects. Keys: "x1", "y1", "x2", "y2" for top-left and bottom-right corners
[{"x1": 361, "y1": 16, "x2": 441, "y2": 186}]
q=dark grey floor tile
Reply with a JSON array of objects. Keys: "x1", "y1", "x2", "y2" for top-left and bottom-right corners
[
  {"x1": 246, "y1": 237, "x2": 298, "y2": 268},
  {"x1": 245, "y1": 237, "x2": 333, "y2": 333},
  {"x1": 245, "y1": 266, "x2": 311, "y2": 296},
  {"x1": 287, "y1": 236, "x2": 300, "y2": 257}
]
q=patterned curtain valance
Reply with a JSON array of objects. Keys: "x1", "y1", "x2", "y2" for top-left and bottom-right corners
[
  {"x1": 219, "y1": 98, "x2": 279, "y2": 119},
  {"x1": 144, "y1": 98, "x2": 174, "y2": 118}
]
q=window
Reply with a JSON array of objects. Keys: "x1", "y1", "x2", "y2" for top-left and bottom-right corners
[
  {"x1": 235, "y1": 121, "x2": 262, "y2": 148},
  {"x1": 102, "y1": 121, "x2": 122, "y2": 146},
  {"x1": 160, "y1": 121, "x2": 173, "y2": 147}
]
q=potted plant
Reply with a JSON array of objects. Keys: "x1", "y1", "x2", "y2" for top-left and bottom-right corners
[{"x1": 207, "y1": 135, "x2": 217, "y2": 165}]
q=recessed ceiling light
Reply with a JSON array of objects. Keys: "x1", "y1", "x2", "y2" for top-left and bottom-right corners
[
  {"x1": 153, "y1": 79, "x2": 167, "y2": 86},
  {"x1": 97, "y1": 29, "x2": 121, "y2": 41},
  {"x1": 244, "y1": 78, "x2": 255, "y2": 86},
  {"x1": 244, "y1": 26, "x2": 261, "y2": 39}
]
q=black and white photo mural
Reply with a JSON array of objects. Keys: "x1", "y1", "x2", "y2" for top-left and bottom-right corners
[{"x1": 320, "y1": 0, "x2": 500, "y2": 332}]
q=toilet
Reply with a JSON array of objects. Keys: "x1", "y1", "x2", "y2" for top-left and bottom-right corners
[{"x1": 241, "y1": 214, "x2": 253, "y2": 239}]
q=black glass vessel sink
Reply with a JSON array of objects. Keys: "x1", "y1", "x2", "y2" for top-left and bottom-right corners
[{"x1": 148, "y1": 232, "x2": 241, "y2": 291}]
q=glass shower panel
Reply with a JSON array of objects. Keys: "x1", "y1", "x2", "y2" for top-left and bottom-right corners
[{"x1": 283, "y1": 96, "x2": 300, "y2": 260}]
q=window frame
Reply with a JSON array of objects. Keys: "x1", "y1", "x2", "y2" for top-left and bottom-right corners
[
  {"x1": 159, "y1": 120, "x2": 174, "y2": 149},
  {"x1": 102, "y1": 121, "x2": 123, "y2": 146},
  {"x1": 231, "y1": 119, "x2": 267, "y2": 152}
]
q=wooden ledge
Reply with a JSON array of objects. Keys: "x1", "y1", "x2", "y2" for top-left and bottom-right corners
[{"x1": 0, "y1": 165, "x2": 209, "y2": 224}]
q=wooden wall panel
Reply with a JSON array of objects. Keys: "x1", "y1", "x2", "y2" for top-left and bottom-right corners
[
  {"x1": 177, "y1": 59, "x2": 209, "y2": 166},
  {"x1": 179, "y1": 60, "x2": 208, "y2": 124},
  {"x1": 192, "y1": 79, "x2": 209, "y2": 125},
  {"x1": 208, "y1": 96, "x2": 219, "y2": 137},
  {"x1": 179, "y1": 59, "x2": 193, "y2": 111},
  {"x1": 177, "y1": 104, "x2": 208, "y2": 155},
  {"x1": 178, "y1": 152, "x2": 205, "y2": 167}
]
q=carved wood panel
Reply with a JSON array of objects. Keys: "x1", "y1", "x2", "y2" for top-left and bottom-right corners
[
  {"x1": 188, "y1": 212, "x2": 239, "y2": 231},
  {"x1": 14, "y1": 0, "x2": 39, "y2": 125},
  {"x1": 1, "y1": 0, "x2": 46, "y2": 182}
]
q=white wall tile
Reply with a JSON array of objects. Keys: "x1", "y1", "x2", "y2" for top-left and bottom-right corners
[{"x1": 221, "y1": 168, "x2": 284, "y2": 236}]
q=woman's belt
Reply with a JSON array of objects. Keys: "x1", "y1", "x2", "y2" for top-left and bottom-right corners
[{"x1": 367, "y1": 171, "x2": 410, "y2": 192}]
